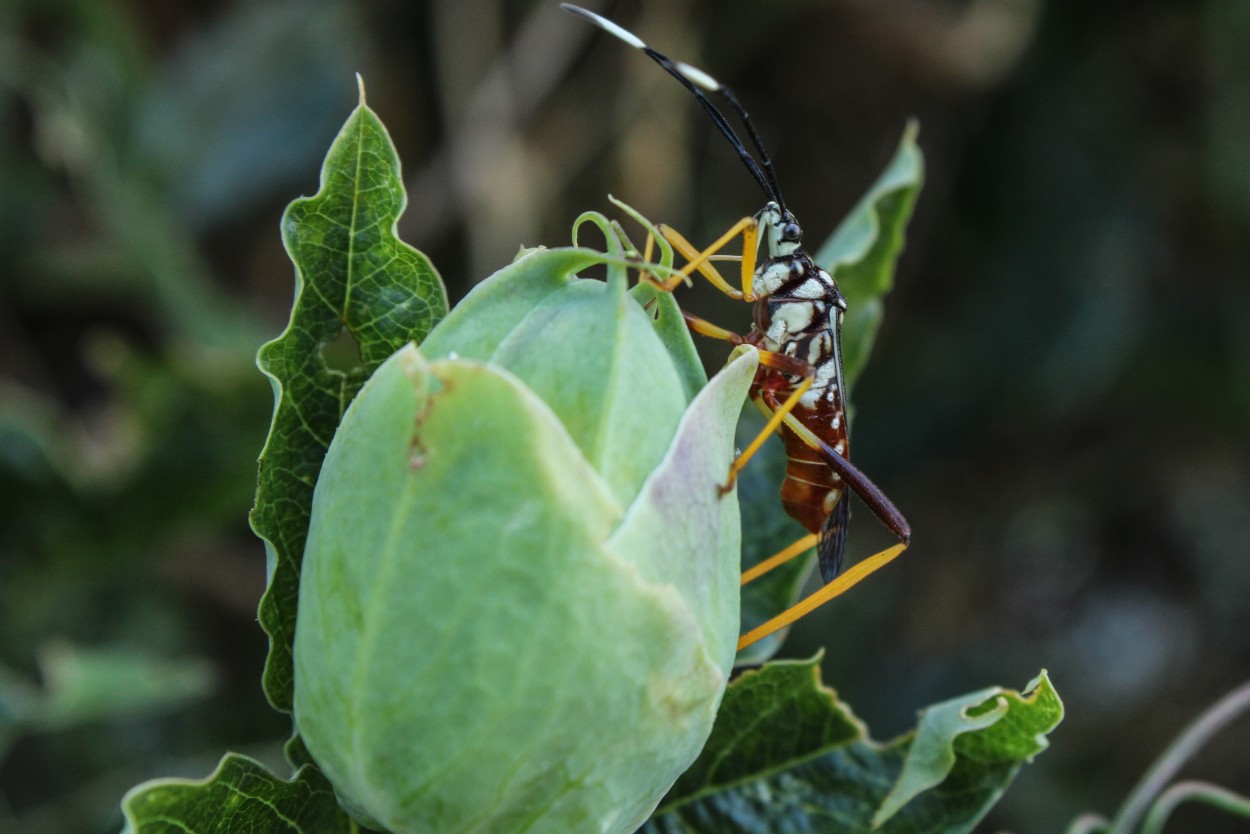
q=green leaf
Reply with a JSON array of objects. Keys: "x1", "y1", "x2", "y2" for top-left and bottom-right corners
[
  {"x1": 120, "y1": 754, "x2": 356, "y2": 834},
  {"x1": 0, "y1": 642, "x2": 212, "y2": 758},
  {"x1": 629, "y1": 280, "x2": 709, "y2": 405},
  {"x1": 875, "y1": 671, "x2": 1064, "y2": 826},
  {"x1": 644, "y1": 660, "x2": 1062, "y2": 833},
  {"x1": 250, "y1": 79, "x2": 447, "y2": 713},
  {"x1": 814, "y1": 121, "x2": 924, "y2": 392},
  {"x1": 419, "y1": 246, "x2": 601, "y2": 361},
  {"x1": 663, "y1": 653, "x2": 863, "y2": 804},
  {"x1": 25, "y1": 641, "x2": 212, "y2": 730},
  {"x1": 293, "y1": 345, "x2": 753, "y2": 833},
  {"x1": 605, "y1": 345, "x2": 757, "y2": 675}
]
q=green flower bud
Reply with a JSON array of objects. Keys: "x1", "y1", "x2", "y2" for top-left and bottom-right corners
[{"x1": 293, "y1": 241, "x2": 757, "y2": 833}]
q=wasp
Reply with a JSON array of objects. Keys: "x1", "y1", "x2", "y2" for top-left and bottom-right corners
[{"x1": 563, "y1": 5, "x2": 911, "y2": 651}]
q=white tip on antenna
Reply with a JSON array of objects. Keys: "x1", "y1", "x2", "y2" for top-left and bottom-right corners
[
  {"x1": 561, "y1": 4, "x2": 647, "y2": 50},
  {"x1": 675, "y1": 61, "x2": 721, "y2": 91}
]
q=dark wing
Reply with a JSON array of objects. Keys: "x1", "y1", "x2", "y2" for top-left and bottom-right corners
[{"x1": 817, "y1": 490, "x2": 851, "y2": 583}]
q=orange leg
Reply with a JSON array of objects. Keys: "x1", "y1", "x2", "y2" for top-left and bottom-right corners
[
  {"x1": 654, "y1": 219, "x2": 758, "y2": 300},
  {"x1": 633, "y1": 215, "x2": 760, "y2": 302},
  {"x1": 740, "y1": 532, "x2": 818, "y2": 585},
  {"x1": 674, "y1": 311, "x2": 816, "y2": 493},
  {"x1": 737, "y1": 542, "x2": 908, "y2": 651},
  {"x1": 720, "y1": 379, "x2": 811, "y2": 494},
  {"x1": 735, "y1": 391, "x2": 910, "y2": 651}
]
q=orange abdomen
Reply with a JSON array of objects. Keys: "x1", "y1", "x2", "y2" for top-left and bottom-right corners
[{"x1": 777, "y1": 398, "x2": 847, "y2": 535}]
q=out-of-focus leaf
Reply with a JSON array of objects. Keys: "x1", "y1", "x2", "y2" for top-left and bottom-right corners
[
  {"x1": 0, "y1": 642, "x2": 212, "y2": 759},
  {"x1": 25, "y1": 642, "x2": 213, "y2": 730},
  {"x1": 250, "y1": 83, "x2": 447, "y2": 713},
  {"x1": 132, "y1": 1, "x2": 364, "y2": 226},
  {"x1": 815, "y1": 121, "x2": 924, "y2": 392},
  {"x1": 643, "y1": 659, "x2": 1062, "y2": 833},
  {"x1": 120, "y1": 754, "x2": 354, "y2": 834}
]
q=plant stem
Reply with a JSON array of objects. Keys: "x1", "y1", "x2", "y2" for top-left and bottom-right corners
[
  {"x1": 1063, "y1": 812, "x2": 1110, "y2": 834},
  {"x1": 1109, "y1": 680, "x2": 1250, "y2": 834},
  {"x1": 1140, "y1": 780, "x2": 1250, "y2": 834}
]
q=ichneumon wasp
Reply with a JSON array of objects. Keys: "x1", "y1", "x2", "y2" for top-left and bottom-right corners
[{"x1": 563, "y1": 4, "x2": 912, "y2": 652}]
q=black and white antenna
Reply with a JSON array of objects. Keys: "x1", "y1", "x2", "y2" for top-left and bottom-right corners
[{"x1": 562, "y1": 4, "x2": 789, "y2": 217}]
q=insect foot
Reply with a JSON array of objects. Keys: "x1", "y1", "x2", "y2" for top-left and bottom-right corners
[{"x1": 293, "y1": 241, "x2": 758, "y2": 834}]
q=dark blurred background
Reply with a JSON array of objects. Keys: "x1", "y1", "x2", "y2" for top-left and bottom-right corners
[{"x1": 2, "y1": 0, "x2": 1247, "y2": 832}]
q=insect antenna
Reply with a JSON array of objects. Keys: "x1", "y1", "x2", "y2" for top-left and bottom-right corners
[
  {"x1": 562, "y1": 4, "x2": 785, "y2": 213},
  {"x1": 698, "y1": 83, "x2": 788, "y2": 219}
]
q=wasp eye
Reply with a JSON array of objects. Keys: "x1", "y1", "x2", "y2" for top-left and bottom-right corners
[{"x1": 781, "y1": 222, "x2": 802, "y2": 242}]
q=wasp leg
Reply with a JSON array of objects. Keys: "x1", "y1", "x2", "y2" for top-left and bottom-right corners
[
  {"x1": 654, "y1": 218, "x2": 759, "y2": 300},
  {"x1": 760, "y1": 390, "x2": 911, "y2": 546},
  {"x1": 736, "y1": 541, "x2": 908, "y2": 651},
  {"x1": 680, "y1": 310, "x2": 747, "y2": 344},
  {"x1": 739, "y1": 532, "x2": 818, "y2": 585},
  {"x1": 672, "y1": 314, "x2": 815, "y2": 494},
  {"x1": 732, "y1": 393, "x2": 913, "y2": 650},
  {"x1": 719, "y1": 353, "x2": 815, "y2": 494},
  {"x1": 721, "y1": 379, "x2": 811, "y2": 496}
]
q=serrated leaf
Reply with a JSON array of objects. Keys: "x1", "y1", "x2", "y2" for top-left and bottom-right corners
[
  {"x1": 875, "y1": 671, "x2": 1063, "y2": 826},
  {"x1": 250, "y1": 81, "x2": 447, "y2": 712},
  {"x1": 120, "y1": 754, "x2": 356, "y2": 834},
  {"x1": 814, "y1": 121, "x2": 924, "y2": 392},
  {"x1": 662, "y1": 654, "x2": 863, "y2": 804},
  {"x1": 644, "y1": 660, "x2": 1062, "y2": 833}
]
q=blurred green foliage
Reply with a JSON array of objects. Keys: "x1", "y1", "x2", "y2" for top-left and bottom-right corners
[{"x1": 1, "y1": 1, "x2": 1247, "y2": 832}]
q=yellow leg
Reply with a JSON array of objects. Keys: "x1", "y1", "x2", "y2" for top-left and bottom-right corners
[
  {"x1": 766, "y1": 405, "x2": 910, "y2": 546},
  {"x1": 682, "y1": 312, "x2": 746, "y2": 344},
  {"x1": 631, "y1": 212, "x2": 761, "y2": 301},
  {"x1": 720, "y1": 378, "x2": 811, "y2": 493},
  {"x1": 666, "y1": 325, "x2": 813, "y2": 494},
  {"x1": 654, "y1": 220, "x2": 754, "y2": 298},
  {"x1": 737, "y1": 542, "x2": 908, "y2": 651},
  {"x1": 740, "y1": 532, "x2": 818, "y2": 585},
  {"x1": 678, "y1": 313, "x2": 810, "y2": 381},
  {"x1": 639, "y1": 231, "x2": 684, "y2": 288},
  {"x1": 738, "y1": 221, "x2": 758, "y2": 300}
]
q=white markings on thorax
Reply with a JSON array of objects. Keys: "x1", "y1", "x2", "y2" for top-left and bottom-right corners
[
  {"x1": 766, "y1": 302, "x2": 816, "y2": 345},
  {"x1": 792, "y1": 279, "x2": 827, "y2": 299},
  {"x1": 754, "y1": 261, "x2": 791, "y2": 297}
]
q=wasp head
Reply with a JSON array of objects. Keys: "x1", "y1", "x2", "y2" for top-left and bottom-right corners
[{"x1": 759, "y1": 201, "x2": 803, "y2": 258}]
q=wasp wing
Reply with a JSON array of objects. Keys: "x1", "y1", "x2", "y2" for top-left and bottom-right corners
[{"x1": 817, "y1": 490, "x2": 850, "y2": 583}]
